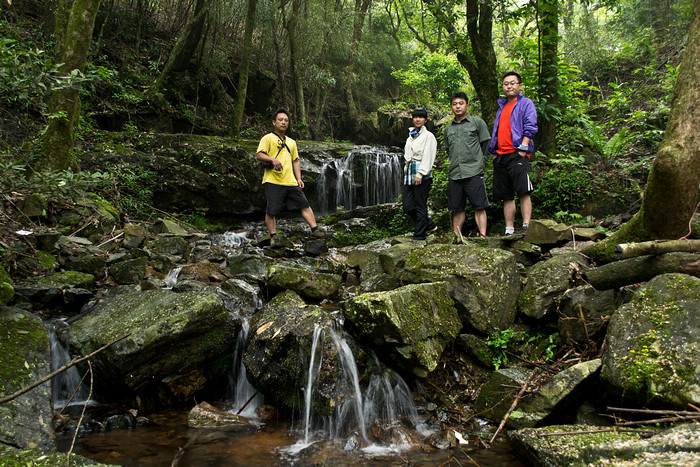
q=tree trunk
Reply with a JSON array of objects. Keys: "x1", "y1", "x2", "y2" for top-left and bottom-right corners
[
  {"x1": 585, "y1": 253, "x2": 700, "y2": 290},
  {"x1": 230, "y1": 0, "x2": 258, "y2": 134},
  {"x1": 40, "y1": 0, "x2": 102, "y2": 172},
  {"x1": 153, "y1": 3, "x2": 210, "y2": 90},
  {"x1": 344, "y1": 0, "x2": 372, "y2": 133},
  {"x1": 285, "y1": 0, "x2": 307, "y2": 126},
  {"x1": 424, "y1": 0, "x2": 498, "y2": 126},
  {"x1": 538, "y1": 0, "x2": 558, "y2": 156},
  {"x1": 171, "y1": 0, "x2": 208, "y2": 71},
  {"x1": 585, "y1": 0, "x2": 700, "y2": 263}
]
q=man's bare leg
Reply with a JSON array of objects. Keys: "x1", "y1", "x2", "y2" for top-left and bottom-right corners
[
  {"x1": 519, "y1": 194, "x2": 532, "y2": 225},
  {"x1": 300, "y1": 207, "x2": 317, "y2": 229},
  {"x1": 452, "y1": 210, "x2": 466, "y2": 233},
  {"x1": 474, "y1": 209, "x2": 487, "y2": 236},
  {"x1": 503, "y1": 200, "x2": 516, "y2": 228},
  {"x1": 265, "y1": 213, "x2": 277, "y2": 234}
]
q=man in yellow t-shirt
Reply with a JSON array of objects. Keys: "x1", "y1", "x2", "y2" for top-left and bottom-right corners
[{"x1": 256, "y1": 109, "x2": 321, "y2": 245}]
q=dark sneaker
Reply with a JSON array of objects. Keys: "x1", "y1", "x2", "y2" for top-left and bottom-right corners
[
  {"x1": 427, "y1": 224, "x2": 438, "y2": 234},
  {"x1": 270, "y1": 235, "x2": 282, "y2": 248},
  {"x1": 310, "y1": 229, "x2": 326, "y2": 239},
  {"x1": 514, "y1": 226, "x2": 528, "y2": 235}
]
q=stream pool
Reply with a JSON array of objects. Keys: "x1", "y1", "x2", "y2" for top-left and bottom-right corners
[{"x1": 56, "y1": 409, "x2": 526, "y2": 466}]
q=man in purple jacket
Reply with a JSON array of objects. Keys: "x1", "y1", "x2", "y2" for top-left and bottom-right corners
[{"x1": 489, "y1": 71, "x2": 538, "y2": 235}]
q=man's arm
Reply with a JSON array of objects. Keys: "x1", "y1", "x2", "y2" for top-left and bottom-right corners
[
  {"x1": 292, "y1": 158, "x2": 304, "y2": 188},
  {"x1": 256, "y1": 151, "x2": 283, "y2": 170}
]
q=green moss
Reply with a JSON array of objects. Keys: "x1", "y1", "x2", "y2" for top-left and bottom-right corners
[
  {"x1": 36, "y1": 251, "x2": 58, "y2": 271},
  {"x1": 0, "y1": 314, "x2": 49, "y2": 393},
  {"x1": 36, "y1": 270, "x2": 95, "y2": 288}
]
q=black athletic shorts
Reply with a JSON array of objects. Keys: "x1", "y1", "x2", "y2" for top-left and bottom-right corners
[
  {"x1": 264, "y1": 183, "x2": 310, "y2": 216},
  {"x1": 448, "y1": 171, "x2": 490, "y2": 211},
  {"x1": 492, "y1": 152, "x2": 534, "y2": 201}
]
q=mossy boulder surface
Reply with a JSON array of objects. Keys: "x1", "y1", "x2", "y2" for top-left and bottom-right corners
[
  {"x1": 600, "y1": 273, "x2": 700, "y2": 408},
  {"x1": 518, "y1": 251, "x2": 589, "y2": 320},
  {"x1": 267, "y1": 264, "x2": 342, "y2": 299},
  {"x1": 0, "y1": 265, "x2": 14, "y2": 305},
  {"x1": 400, "y1": 244, "x2": 520, "y2": 333},
  {"x1": 343, "y1": 281, "x2": 461, "y2": 375},
  {"x1": 70, "y1": 289, "x2": 235, "y2": 400},
  {"x1": 0, "y1": 308, "x2": 55, "y2": 450},
  {"x1": 0, "y1": 445, "x2": 114, "y2": 466}
]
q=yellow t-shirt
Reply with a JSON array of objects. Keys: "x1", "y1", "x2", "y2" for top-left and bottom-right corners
[{"x1": 257, "y1": 133, "x2": 299, "y2": 186}]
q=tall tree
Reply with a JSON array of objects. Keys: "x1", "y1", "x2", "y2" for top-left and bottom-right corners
[
  {"x1": 230, "y1": 0, "x2": 259, "y2": 134},
  {"x1": 345, "y1": 0, "x2": 372, "y2": 132},
  {"x1": 283, "y1": 0, "x2": 307, "y2": 126},
  {"x1": 424, "y1": 0, "x2": 498, "y2": 125},
  {"x1": 40, "y1": 0, "x2": 101, "y2": 171},
  {"x1": 537, "y1": 0, "x2": 559, "y2": 155},
  {"x1": 586, "y1": 0, "x2": 700, "y2": 262}
]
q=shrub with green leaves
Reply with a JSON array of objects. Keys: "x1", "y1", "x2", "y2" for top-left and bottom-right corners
[
  {"x1": 532, "y1": 155, "x2": 593, "y2": 217},
  {"x1": 392, "y1": 52, "x2": 468, "y2": 104}
]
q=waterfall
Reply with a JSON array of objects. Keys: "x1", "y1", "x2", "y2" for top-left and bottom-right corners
[
  {"x1": 314, "y1": 147, "x2": 402, "y2": 215},
  {"x1": 48, "y1": 322, "x2": 90, "y2": 412},
  {"x1": 227, "y1": 319, "x2": 263, "y2": 418},
  {"x1": 163, "y1": 266, "x2": 182, "y2": 289},
  {"x1": 212, "y1": 231, "x2": 249, "y2": 248},
  {"x1": 299, "y1": 324, "x2": 420, "y2": 449}
]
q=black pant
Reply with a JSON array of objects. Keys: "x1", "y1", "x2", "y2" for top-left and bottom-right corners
[{"x1": 402, "y1": 177, "x2": 433, "y2": 240}]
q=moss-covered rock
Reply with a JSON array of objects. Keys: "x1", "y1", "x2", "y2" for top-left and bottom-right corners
[
  {"x1": 557, "y1": 285, "x2": 616, "y2": 344},
  {"x1": 267, "y1": 264, "x2": 342, "y2": 300},
  {"x1": 343, "y1": 282, "x2": 461, "y2": 376},
  {"x1": 69, "y1": 289, "x2": 235, "y2": 402},
  {"x1": 0, "y1": 445, "x2": 113, "y2": 465},
  {"x1": 600, "y1": 273, "x2": 700, "y2": 408},
  {"x1": 0, "y1": 307, "x2": 54, "y2": 449},
  {"x1": 399, "y1": 243, "x2": 520, "y2": 333},
  {"x1": 0, "y1": 265, "x2": 14, "y2": 305},
  {"x1": 518, "y1": 251, "x2": 589, "y2": 320}
]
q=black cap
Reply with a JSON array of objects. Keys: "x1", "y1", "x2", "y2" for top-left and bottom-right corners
[{"x1": 412, "y1": 108, "x2": 428, "y2": 118}]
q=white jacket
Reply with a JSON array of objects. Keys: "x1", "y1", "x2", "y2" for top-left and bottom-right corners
[{"x1": 404, "y1": 126, "x2": 437, "y2": 178}]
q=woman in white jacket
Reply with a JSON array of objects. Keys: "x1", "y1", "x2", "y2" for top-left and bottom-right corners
[{"x1": 403, "y1": 108, "x2": 438, "y2": 240}]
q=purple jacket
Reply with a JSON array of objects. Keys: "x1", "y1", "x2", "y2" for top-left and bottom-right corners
[{"x1": 488, "y1": 93, "x2": 538, "y2": 154}]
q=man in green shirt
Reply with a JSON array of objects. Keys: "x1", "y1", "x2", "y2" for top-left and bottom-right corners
[{"x1": 444, "y1": 92, "x2": 491, "y2": 237}]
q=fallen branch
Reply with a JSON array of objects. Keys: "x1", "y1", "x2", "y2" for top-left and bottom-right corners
[
  {"x1": 536, "y1": 428, "x2": 656, "y2": 437},
  {"x1": 488, "y1": 366, "x2": 539, "y2": 444},
  {"x1": 0, "y1": 333, "x2": 130, "y2": 405},
  {"x1": 615, "y1": 240, "x2": 700, "y2": 260},
  {"x1": 615, "y1": 415, "x2": 700, "y2": 427},
  {"x1": 607, "y1": 406, "x2": 700, "y2": 417}
]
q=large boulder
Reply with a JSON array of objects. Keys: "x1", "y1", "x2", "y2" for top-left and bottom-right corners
[
  {"x1": 557, "y1": 285, "x2": 617, "y2": 344},
  {"x1": 70, "y1": 290, "x2": 236, "y2": 403},
  {"x1": 0, "y1": 266, "x2": 14, "y2": 305},
  {"x1": 343, "y1": 282, "x2": 461, "y2": 377},
  {"x1": 600, "y1": 273, "x2": 700, "y2": 408},
  {"x1": 509, "y1": 423, "x2": 700, "y2": 467},
  {"x1": 0, "y1": 308, "x2": 55, "y2": 449},
  {"x1": 243, "y1": 290, "x2": 369, "y2": 415},
  {"x1": 518, "y1": 252, "x2": 589, "y2": 320},
  {"x1": 13, "y1": 271, "x2": 96, "y2": 313},
  {"x1": 399, "y1": 244, "x2": 520, "y2": 333},
  {"x1": 267, "y1": 264, "x2": 342, "y2": 300}
]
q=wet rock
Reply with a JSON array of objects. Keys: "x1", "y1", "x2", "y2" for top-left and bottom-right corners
[
  {"x1": 0, "y1": 265, "x2": 14, "y2": 305},
  {"x1": 244, "y1": 290, "x2": 366, "y2": 413},
  {"x1": 254, "y1": 404, "x2": 279, "y2": 421},
  {"x1": 218, "y1": 278, "x2": 262, "y2": 311},
  {"x1": 122, "y1": 223, "x2": 149, "y2": 249},
  {"x1": 457, "y1": 333, "x2": 495, "y2": 368},
  {"x1": 600, "y1": 273, "x2": 700, "y2": 408},
  {"x1": 400, "y1": 244, "x2": 521, "y2": 333},
  {"x1": 146, "y1": 235, "x2": 188, "y2": 257},
  {"x1": 267, "y1": 264, "x2": 342, "y2": 300},
  {"x1": 109, "y1": 257, "x2": 147, "y2": 284},
  {"x1": 357, "y1": 257, "x2": 401, "y2": 294},
  {"x1": 153, "y1": 218, "x2": 189, "y2": 235},
  {"x1": 522, "y1": 219, "x2": 573, "y2": 246},
  {"x1": 180, "y1": 261, "x2": 224, "y2": 282},
  {"x1": 227, "y1": 254, "x2": 273, "y2": 284},
  {"x1": 0, "y1": 307, "x2": 55, "y2": 449},
  {"x1": 378, "y1": 243, "x2": 422, "y2": 275},
  {"x1": 187, "y1": 401, "x2": 254, "y2": 430},
  {"x1": 13, "y1": 271, "x2": 96, "y2": 312},
  {"x1": 343, "y1": 282, "x2": 461, "y2": 375},
  {"x1": 70, "y1": 289, "x2": 235, "y2": 402},
  {"x1": 63, "y1": 255, "x2": 107, "y2": 278},
  {"x1": 509, "y1": 423, "x2": 700, "y2": 467},
  {"x1": 518, "y1": 252, "x2": 589, "y2": 320},
  {"x1": 557, "y1": 285, "x2": 616, "y2": 344},
  {"x1": 474, "y1": 367, "x2": 531, "y2": 422},
  {"x1": 345, "y1": 248, "x2": 380, "y2": 270}
]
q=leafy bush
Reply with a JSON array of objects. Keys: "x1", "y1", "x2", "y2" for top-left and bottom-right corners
[
  {"x1": 532, "y1": 155, "x2": 593, "y2": 217},
  {"x1": 0, "y1": 160, "x2": 110, "y2": 199},
  {"x1": 392, "y1": 52, "x2": 468, "y2": 104}
]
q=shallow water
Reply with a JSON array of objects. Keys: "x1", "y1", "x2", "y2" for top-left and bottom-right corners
[{"x1": 57, "y1": 409, "x2": 526, "y2": 466}]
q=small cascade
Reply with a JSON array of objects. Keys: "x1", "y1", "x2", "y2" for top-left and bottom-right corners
[
  {"x1": 212, "y1": 231, "x2": 249, "y2": 248},
  {"x1": 48, "y1": 322, "x2": 90, "y2": 412},
  {"x1": 314, "y1": 147, "x2": 402, "y2": 215},
  {"x1": 163, "y1": 266, "x2": 182, "y2": 289},
  {"x1": 299, "y1": 324, "x2": 421, "y2": 450},
  {"x1": 226, "y1": 319, "x2": 263, "y2": 418}
]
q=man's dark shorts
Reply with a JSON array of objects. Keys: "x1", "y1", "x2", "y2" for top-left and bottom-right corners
[
  {"x1": 264, "y1": 183, "x2": 310, "y2": 216},
  {"x1": 493, "y1": 152, "x2": 534, "y2": 201},
  {"x1": 448, "y1": 171, "x2": 490, "y2": 211}
]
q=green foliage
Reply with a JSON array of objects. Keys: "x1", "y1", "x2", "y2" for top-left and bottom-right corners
[
  {"x1": 178, "y1": 211, "x2": 224, "y2": 232},
  {"x1": 532, "y1": 154, "x2": 593, "y2": 218},
  {"x1": 328, "y1": 209, "x2": 412, "y2": 247},
  {"x1": 104, "y1": 164, "x2": 158, "y2": 216},
  {"x1": 486, "y1": 329, "x2": 517, "y2": 370},
  {"x1": 392, "y1": 52, "x2": 467, "y2": 104},
  {"x1": 0, "y1": 160, "x2": 110, "y2": 200}
]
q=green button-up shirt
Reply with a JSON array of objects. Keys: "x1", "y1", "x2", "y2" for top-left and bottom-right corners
[{"x1": 444, "y1": 115, "x2": 491, "y2": 180}]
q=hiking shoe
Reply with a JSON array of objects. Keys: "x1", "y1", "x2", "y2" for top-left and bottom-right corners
[
  {"x1": 270, "y1": 235, "x2": 282, "y2": 248},
  {"x1": 514, "y1": 226, "x2": 528, "y2": 235},
  {"x1": 427, "y1": 224, "x2": 438, "y2": 234},
  {"x1": 310, "y1": 229, "x2": 326, "y2": 239}
]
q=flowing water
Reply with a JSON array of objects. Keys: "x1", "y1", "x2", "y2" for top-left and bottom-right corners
[
  {"x1": 314, "y1": 148, "x2": 402, "y2": 215},
  {"x1": 48, "y1": 321, "x2": 92, "y2": 413}
]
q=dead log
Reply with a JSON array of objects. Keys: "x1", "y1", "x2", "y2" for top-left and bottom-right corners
[
  {"x1": 585, "y1": 252, "x2": 700, "y2": 290},
  {"x1": 615, "y1": 239, "x2": 700, "y2": 260}
]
